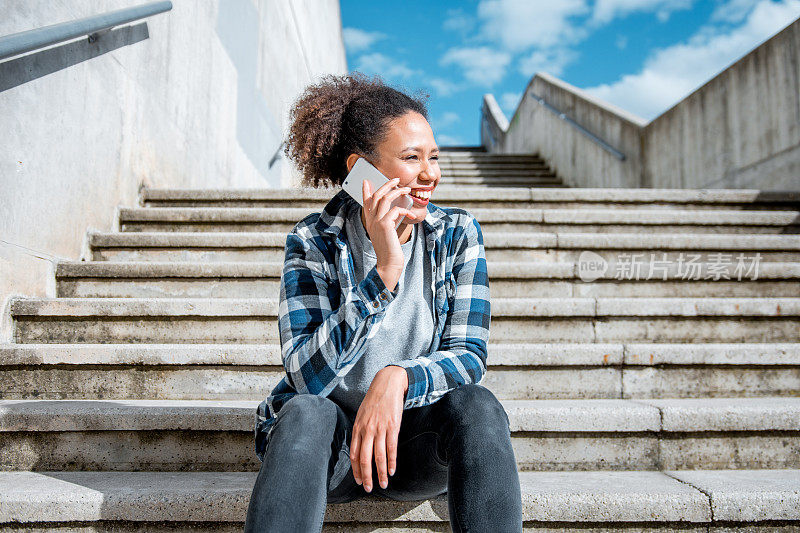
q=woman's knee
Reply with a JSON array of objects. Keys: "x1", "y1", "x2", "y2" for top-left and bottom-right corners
[
  {"x1": 274, "y1": 394, "x2": 339, "y2": 443},
  {"x1": 442, "y1": 383, "x2": 510, "y2": 432}
]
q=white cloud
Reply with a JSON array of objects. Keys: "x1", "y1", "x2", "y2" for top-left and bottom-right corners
[
  {"x1": 355, "y1": 53, "x2": 419, "y2": 80},
  {"x1": 443, "y1": 8, "x2": 476, "y2": 33},
  {"x1": 435, "y1": 134, "x2": 465, "y2": 146},
  {"x1": 591, "y1": 0, "x2": 694, "y2": 25},
  {"x1": 500, "y1": 92, "x2": 522, "y2": 115},
  {"x1": 342, "y1": 28, "x2": 386, "y2": 53},
  {"x1": 518, "y1": 48, "x2": 577, "y2": 77},
  {"x1": 582, "y1": 0, "x2": 800, "y2": 121},
  {"x1": 434, "y1": 112, "x2": 461, "y2": 129},
  {"x1": 470, "y1": 0, "x2": 589, "y2": 86},
  {"x1": 440, "y1": 46, "x2": 511, "y2": 85},
  {"x1": 427, "y1": 77, "x2": 461, "y2": 97},
  {"x1": 477, "y1": 0, "x2": 590, "y2": 51},
  {"x1": 711, "y1": 0, "x2": 761, "y2": 22},
  {"x1": 615, "y1": 34, "x2": 628, "y2": 49}
]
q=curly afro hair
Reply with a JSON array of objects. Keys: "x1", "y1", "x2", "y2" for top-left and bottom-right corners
[{"x1": 284, "y1": 72, "x2": 429, "y2": 188}]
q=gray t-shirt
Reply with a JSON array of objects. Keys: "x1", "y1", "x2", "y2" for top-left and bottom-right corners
[{"x1": 328, "y1": 203, "x2": 436, "y2": 420}]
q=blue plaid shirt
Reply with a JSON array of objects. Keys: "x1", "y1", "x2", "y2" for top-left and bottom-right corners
[{"x1": 255, "y1": 188, "x2": 491, "y2": 460}]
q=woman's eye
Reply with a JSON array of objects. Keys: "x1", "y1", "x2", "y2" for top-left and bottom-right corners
[
  {"x1": 405, "y1": 155, "x2": 418, "y2": 160},
  {"x1": 431, "y1": 156, "x2": 439, "y2": 161}
]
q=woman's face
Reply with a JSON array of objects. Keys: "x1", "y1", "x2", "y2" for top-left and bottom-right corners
[{"x1": 371, "y1": 110, "x2": 440, "y2": 225}]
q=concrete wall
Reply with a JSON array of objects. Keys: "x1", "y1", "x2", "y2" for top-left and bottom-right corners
[
  {"x1": 483, "y1": 73, "x2": 647, "y2": 189},
  {"x1": 642, "y1": 17, "x2": 799, "y2": 189},
  {"x1": 0, "y1": 0, "x2": 347, "y2": 341},
  {"x1": 484, "y1": 16, "x2": 799, "y2": 191}
]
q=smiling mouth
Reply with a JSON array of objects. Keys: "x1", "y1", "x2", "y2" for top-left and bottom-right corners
[
  {"x1": 409, "y1": 189, "x2": 432, "y2": 200},
  {"x1": 409, "y1": 194, "x2": 429, "y2": 205}
]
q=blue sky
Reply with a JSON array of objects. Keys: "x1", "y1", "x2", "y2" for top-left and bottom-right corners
[{"x1": 339, "y1": 0, "x2": 800, "y2": 146}]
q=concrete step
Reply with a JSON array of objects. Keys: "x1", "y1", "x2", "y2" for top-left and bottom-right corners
[
  {"x1": 86, "y1": 231, "x2": 800, "y2": 262},
  {"x1": 447, "y1": 179, "x2": 566, "y2": 187},
  {"x1": 141, "y1": 186, "x2": 800, "y2": 210},
  {"x1": 1, "y1": 398, "x2": 798, "y2": 471},
  {"x1": 439, "y1": 145, "x2": 488, "y2": 151},
  {"x1": 438, "y1": 156, "x2": 545, "y2": 162},
  {"x1": 439, "y1": 169, "x2": 557, "y2": 177},
  {"x1": 117, "y1": 207, "x2": 800, "y2": 234},
  {"x1": 441, "y1": 156, "x2": 543, "y2": 162},
  {"x1": 439, "y1": 163, "x2": 550, "y2": 171},
  {"x1": 4, "y1": 469, "x2": 798, "y2": 529},
  {"x1": 10, "y1": 297, "x2": 800, "y2": 344},
  {"x1": 53, "y1": 260, "x2": 800, "y2": 299},
  {"x1": 438, "y1": 176, "x2": 564, "y2": 186},
  {"x1": 2, "y1": 342, "x2": 798, "y2": 401},
  {"x1": 439, "y1": 163, "x2": 552, "y2": 170},
  {"x1": 440, "y1": 154, "x2": 542, "y2": 161}
]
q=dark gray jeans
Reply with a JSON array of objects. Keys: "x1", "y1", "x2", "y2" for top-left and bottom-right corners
[{"x1": 244, "y1": 383, "x2": 522, "y2": 532}]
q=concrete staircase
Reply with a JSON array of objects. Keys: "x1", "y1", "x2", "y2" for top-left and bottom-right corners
[
  {"x1": 436, "y1": 147, "x2": 566, "y2": 187},
  {"x1": 2, "y1": 149, "x2": 800, "y2": 530}
]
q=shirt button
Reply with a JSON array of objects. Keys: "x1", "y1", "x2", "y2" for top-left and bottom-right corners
[
  {"x1": 380, "y1": 294, "x2": 387, "y2": 300},
  {"x1": 372, "y1": 301, "x2": 379, "y2": 308}
]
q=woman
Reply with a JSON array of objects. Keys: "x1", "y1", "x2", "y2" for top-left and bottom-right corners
[{"x1": 245, "y1": 73, "x2": 523, "y2": 532}]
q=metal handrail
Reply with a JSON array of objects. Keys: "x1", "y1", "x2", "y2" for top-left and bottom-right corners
[
  {"x1": 530, "y1": 91, "x2": 626, "y2": 161},
  {"x1": 0, "y1": 1, "x2": 172, "y2": 62}
]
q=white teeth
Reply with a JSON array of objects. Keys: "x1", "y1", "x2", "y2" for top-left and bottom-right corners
[{"x1": 410, "y1": 190, "x2": 431, "y2": 199}]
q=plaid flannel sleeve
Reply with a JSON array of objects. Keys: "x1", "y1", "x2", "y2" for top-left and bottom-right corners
[
  {"x1": 385, "y1": 214, "x2": 490, "y2": 409},
  {"x1": 279, "y1": 225, "x2": 399, "y2": 395}
]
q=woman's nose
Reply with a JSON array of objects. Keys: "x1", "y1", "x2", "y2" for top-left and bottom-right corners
[{"x1": 419, "y1": 159, "x2": 436, "y2": 180}]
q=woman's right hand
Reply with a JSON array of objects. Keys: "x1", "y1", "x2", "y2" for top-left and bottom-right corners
[{"x1": 362, "y1": 177, "x2": 412, "y2": 292}]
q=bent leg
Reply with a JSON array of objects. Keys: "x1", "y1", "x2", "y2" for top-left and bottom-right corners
[
  {"x1": 437, "y1": 384, "x2": 522, "y2": 532},
  {"x1": 374, "y1": 383, "x2": 522, "y2": 531},
  {"x1": 390, "y1": 384, "x2": 522, "y2": 533},
  {"x1": 245, "y1": 394, "x2": 346, "y2": 533}
]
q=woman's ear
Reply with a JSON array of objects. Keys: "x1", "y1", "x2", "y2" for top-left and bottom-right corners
[{"x1": 346, "y1": 153, "x2": 361, "y2": 173}]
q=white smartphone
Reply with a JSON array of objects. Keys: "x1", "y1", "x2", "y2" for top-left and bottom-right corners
[{"x1": 341, "y1": 158, "x2": 413, "y2": 229}]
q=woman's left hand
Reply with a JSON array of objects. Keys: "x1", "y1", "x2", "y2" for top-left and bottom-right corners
[{"x1": 350, "y1": 365, "x2": 409, "y2": 492}]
